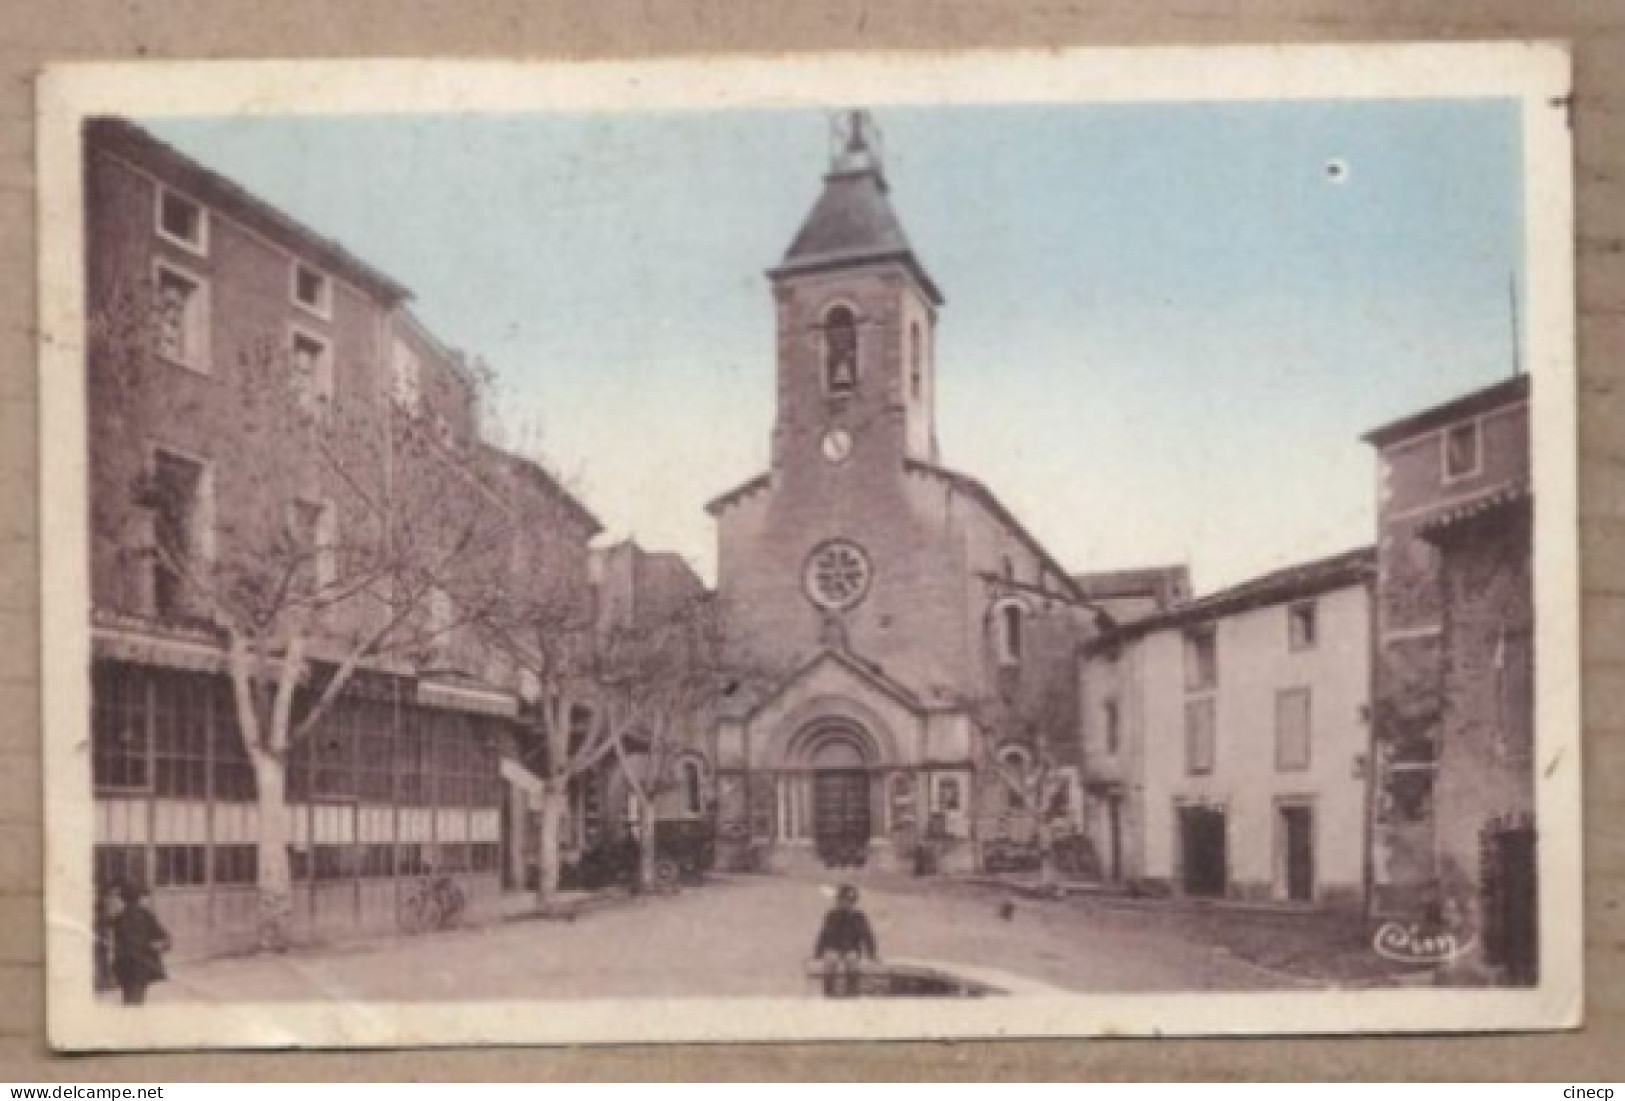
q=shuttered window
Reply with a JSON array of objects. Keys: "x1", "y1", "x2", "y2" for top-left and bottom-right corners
[
  {"x1": 1276, "y1": 687, "x2": 1312, "y2": 772},
  {"x1": 1184, "y1": 698, "x2": 1215, "y2": 775}
]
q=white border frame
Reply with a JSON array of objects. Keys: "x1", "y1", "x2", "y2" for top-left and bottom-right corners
[{"x1": 38, "y1": 45, "x2": 1579, "y2": 1049}]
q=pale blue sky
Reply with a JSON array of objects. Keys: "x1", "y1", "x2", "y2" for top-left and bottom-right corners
[{"x1": 146, "y1": 99, "x2": 1523, "y2": 592}]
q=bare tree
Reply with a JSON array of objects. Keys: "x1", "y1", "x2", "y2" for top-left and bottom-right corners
[
  {"x1": 963, "y1": 696, "x2": 1066, "y2": 887},
  {"x1": 598, "y1": 595, "x2": 741, "y2": 891},
  {"x1": 463, "y1": 542, "x2": 627, "y2": 906},
  {"x1": 90, "y1": 276, "x2": 520, "y2": 947},
  {"x1": 475, "y1": 584, "x2": 761, "y2": 902},
  {"x1": 961, "y1": 600, "x2": 1090, "y2": 886}
]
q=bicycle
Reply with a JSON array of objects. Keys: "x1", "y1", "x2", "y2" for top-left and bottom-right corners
[{"x1": 398, "y1": 872, "x2": 466, "y2": 934}]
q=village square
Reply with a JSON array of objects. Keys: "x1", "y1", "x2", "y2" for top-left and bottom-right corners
[{"x1": 81, "y1": 106, "x2": 1536, "y2": 1001}]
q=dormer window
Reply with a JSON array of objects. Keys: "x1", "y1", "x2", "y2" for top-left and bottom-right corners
[
  {"x1": 292, "y1": 262, "x2": 331, "y2": 319},
  {"x1": 823, "y1": 305, "x2": 858, "y2": 395},
  {"x1": 156, "y1": 187, "x2": 206, "y2": 255}
]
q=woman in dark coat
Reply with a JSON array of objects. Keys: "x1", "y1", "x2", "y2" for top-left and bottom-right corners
[{"x1": 110, "y1": 883, "x2": 170, "y2": 1005}]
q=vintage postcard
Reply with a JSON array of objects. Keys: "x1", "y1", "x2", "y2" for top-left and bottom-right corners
[{"x1": 36, "y1": 45, "x2": 1580, "y2": 1049}]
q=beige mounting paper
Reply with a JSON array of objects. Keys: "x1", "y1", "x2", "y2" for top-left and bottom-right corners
[{"x1": 38, "y1": 44, "x2": 1579, "y2": 1049}]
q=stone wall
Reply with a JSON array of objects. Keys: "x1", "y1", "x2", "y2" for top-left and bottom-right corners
[
  {"x1": 1369, "y1": 396, "x2": 1529, "y2": 917},
  {"x1": 1433, "y1": 505, "x2": 1535, "y2": 974}
]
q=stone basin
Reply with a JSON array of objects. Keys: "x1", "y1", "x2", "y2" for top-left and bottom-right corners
[{"x1": 803, "y1": 957, "x2": 1066, "y2": 998}]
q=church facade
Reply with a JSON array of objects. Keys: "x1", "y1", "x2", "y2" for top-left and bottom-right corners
[{"x1": 707, "y1": 116, "x2": 1097, "y2": 875}]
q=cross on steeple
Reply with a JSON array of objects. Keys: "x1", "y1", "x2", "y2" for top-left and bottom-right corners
[{"x1": 830, "y1": 109, "x2": 883, "y2": 175}]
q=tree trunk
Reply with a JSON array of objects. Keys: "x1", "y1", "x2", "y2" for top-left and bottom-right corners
[
  {"x1": 1035, "y1": 815, "x2": 1056, "y2": 889},
  {"x1": 534, "y1": 779, "x2": 566, "y2": 905},
  {"x1": 252, "y1": 750, "x2": 295, "y2": 951},
  {"x1": 636, "y1": 794, "x2": 658, "y2": 891}
]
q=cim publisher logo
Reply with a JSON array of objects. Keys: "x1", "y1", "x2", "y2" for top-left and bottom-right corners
[{"x1": 1372, "y1": 919, "x2": 1476, "y2": 965}]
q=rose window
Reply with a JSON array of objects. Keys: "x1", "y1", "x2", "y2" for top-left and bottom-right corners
[{"x1": 804, "y1": 540, "x2": 873, "y2": 611}]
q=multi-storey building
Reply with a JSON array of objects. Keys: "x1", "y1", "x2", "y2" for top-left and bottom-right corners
[
  {"x1": 570, "y1": 539, "x2": 712, "y2": 857},
  {"x1": 83, "y1": 119, "x2": 600, "y2": 958},
  {"x1": 1073, "y1": 566, "x2": 1191, "y2": 627},
  {"x1": 1364, "y1": 374, "x2": 1535, "y2": 981},
  {"x1": 1080, "y1": 548, "x2": 1375, "y2": 907},
  {"x1": 592, "y1": 539, "x2": 709, "y2": 637}
]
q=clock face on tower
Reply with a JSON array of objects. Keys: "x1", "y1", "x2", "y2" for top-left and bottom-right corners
[{"x1": 821, "y1": 428, "x2": 853, "y2": 464}]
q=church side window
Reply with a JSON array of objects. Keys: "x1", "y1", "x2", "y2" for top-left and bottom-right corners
[
  {"x1": 1003, "y1": 604, "x2": 1023, "y2": 663},
  {"x1": 680, "y1": 758, "x2": 705, "y2": 816},
  {"x1": 996, "y1": 745, "x2": 1032, "y2": 811},
  {"x1": 824, "y1": 305, "x2": 858, "y2": 395},
  {"x1": 995, "y1": 600, "x2": 1024, "y2": 666},
  {"x1": 909, "y1": 321, "x2": 923, "y2": 400}
]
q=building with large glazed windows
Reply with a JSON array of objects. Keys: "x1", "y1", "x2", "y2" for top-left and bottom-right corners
[{"x1": 83, "y1": 119, "x2": 601, "y2": 959}]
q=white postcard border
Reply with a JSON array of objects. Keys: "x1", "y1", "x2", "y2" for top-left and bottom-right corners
[{"x1": 37, "y1": 44, "x2": 1580, "y2": 1049}]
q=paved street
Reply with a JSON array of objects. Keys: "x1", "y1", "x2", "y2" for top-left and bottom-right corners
[{"x1": 137, "y1": 875, "x2": 1291, "y2": 1002}]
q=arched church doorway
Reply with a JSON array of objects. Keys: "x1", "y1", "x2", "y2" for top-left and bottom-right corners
[{"x1": 807, "y1": 726, "x2": 872, "y2": 868}]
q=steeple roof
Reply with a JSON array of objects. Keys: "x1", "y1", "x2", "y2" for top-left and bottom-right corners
[{"x1": 768, "y1": 113, "x2": 943, "y2": 305}]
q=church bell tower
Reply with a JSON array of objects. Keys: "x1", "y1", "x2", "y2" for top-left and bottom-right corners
[{"x1": 766, "y1": 111, "x2": 943, "y2": 477}]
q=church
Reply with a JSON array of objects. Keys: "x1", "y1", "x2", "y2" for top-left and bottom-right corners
[{"x1": 706, "y1": 114, "x2": 1100, "y2": 875}]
